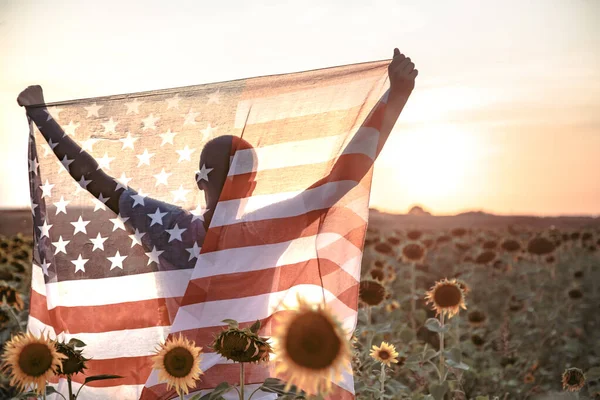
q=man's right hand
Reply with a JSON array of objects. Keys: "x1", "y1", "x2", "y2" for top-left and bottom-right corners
[{"x1": 17, "y1": 85, "x2": 45, "y2": 107}]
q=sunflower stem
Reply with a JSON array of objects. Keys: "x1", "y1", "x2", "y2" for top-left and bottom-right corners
[
  {"x1": 68, "y1": 377, "x2": 73, "y2": 400},
  {"x1": 239, "y1": 362, "x2": 245, "y2": 400},
  {"x1": 410, "y1": 262, "x2": 416, "y2": 331},
  {"x1": 5, "y1": 305, "x2": 24, "y2": 332},
  {"x1": 379, "y1": 365, "x2": 386, "y2": 400},
  {"x1": 439, "y1": 313, "x2": 445, "y2": 384},
  {"x1": 455, "y1": 312, "x2": 460, "y2": 349}
]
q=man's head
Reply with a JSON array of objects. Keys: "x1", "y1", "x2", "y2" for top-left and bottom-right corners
[{"x1": 196, "y1": 135, "x2": 256, "y2": 228}]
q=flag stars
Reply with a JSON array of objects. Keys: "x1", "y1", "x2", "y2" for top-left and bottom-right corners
[
  {"x1": 200, "y1": 123, "x2": 217, "y2": 140},
  {"x1": 196, "y1": 164, "x2": 213, "y2": 183},
  {"x1": 153, "y1": 168, "x2": 172, "y2": 187},
  {"x1": 131, "y1": 190, "x2": 148, "y2": 208},
  {"x1": 81, "y1": 138, "x2": 99, "y2": 152},
  {"x1": 101, "y1": 117, "x2": 118, "y2": 134},
  {"x1": 114, "y1": 173, "x2": 132, "y2": 191},
  {"x1": 60, "y1": 155, "x2": 74, "y2": 172},
  {"x1": 142, "y1": 114, "x2": 160, "y2": 131},
  {"x1": 165, "y1": 224, "x2": 187, "y2": 242},
  {"x1": 109, "y1": 214, "x2": 130, "y2": 231},
  {"x1": 206, "y1": 89, "x2": 221, "y2": 104},
  {"x1": 129, "y1": 228, "x2": 146, "y2": 248},
  {"x1": 171, "y1": 185, "x2": 190, "y2": 203},
  {"x1": 71, "y1": 216, "x2": 91, "y2": 235},
  {"x1": 120, "y1": 132, "x2": 138, "y2": 150},
  {"x1": 147, "y1": 208, "x2": 168, "y2": 226},
  {"x1": 40, "y1": 259, "x2": 51, "y2": 276},
  {"x1": 186, "y1": 242, "x2": 201, "y2": 261},
  {"x1": 28, "y1": 157, "x2": 39, "y2": 175},
  {"x1": 75, "y1": 176, "x2": 92, "y2": 194},
  {"x1": 183, "y1": 109, "x2": 200, "y2": 126},
  {"x1": 124, "y1": 98, "x2": 144, "y2": 115},
  {"x1": 159, "y1": 129, "x2": 177, "y2": 146},
  {"x1": 136, "y1": 149, "x2": 155, "y2": 167},
  {"x1": 40, "y1": 179, "x2": 55, "y2": 198},
  {"x1": 38, "y1": 219, "x2": 53, "y2": 239},
  {"x1": 71, "y1": 254, "x2": 89, "y2": 273},
  {"x1": 145, "y1": 246, "x2": 164, "y2": 266},
  {"x1": 190, "y1": 204, "x2": 209, "y2": 222},
  {"x1": 52, "y1": 236, "x2": 70, "y2": 255},
  {"x1": 94, "y1": 193, "x2": 110, "y2": 211},
  {"x1": 165, "y1": 94, "x2": 180, "y2": 109},
  {"x1": 176, "y1": 145, "x2": 195, "y2": 162},
  {"x1": 53, "y1": 196, "x2": 70, "y2": 215},
  {"x1": 44, "y1": 107, "x2": 63, "y2": 121},
  {"x1": 107, "y1": 251, "x2": 127, "y2": 270},
  {"x1": 63, "y1": 121, "x2": 80, "y2": 137},
  {"x1": 84, "y1": 103, "x2": 103, "y2": 118},
  {"x1": 96, "y1": 152, "x2": 115, "y2": 170},
  {"x1": 90, "y1": 233, "x2": 108, "y2": 251}
]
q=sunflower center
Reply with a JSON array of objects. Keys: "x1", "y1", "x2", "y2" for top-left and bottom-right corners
[
  {"x1": 567, "y1": 372, "x2": 581, "y2": 385},
  {"x1": 285, "y1": 311, "x2": 341, "y2": 370},
  {"x1": 378, "y1": 350, "x2": 390, "y2": 360},
  {"x1": 163, "y1": 347, "x2": 194, "y2": 378},
  {"x1": 18, "y1": 343, "x2": 53, "y2": 377},
  {"x1": 433, "y1": 284, "x2": 462, "y2": 308},
  {"x1": 359, "y1": 281, "x2": 386, "y2": 306}
]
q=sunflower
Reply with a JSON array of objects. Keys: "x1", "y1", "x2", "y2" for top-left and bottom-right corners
[
  {"x1": 401, "y1": 243, "x2": 426, "y2": 263},
  {"x1": 152, "y1": 334, "x2": 203, "y2": 396},
  {"x1": 425, "y1": 278, "x2": 467, "y2": 318},
  {"x1": 406, "y1": 230, "x2": 422, "y2": 240},
  {"x1": 211, "y1": 319, "x2": 273, "y2": 364},
  {"x1": 1, "y1": 331, "x2": 66, "y2": 394},
  {"x1": 369, "y1": 342, "x2": 399, "y2": 367},
  {"x1": 454, "y1": 279, "x2": 470, "y2": 296},
  {"x1": 562, "y1": 367, "x2": 585, "y2": 392},
  {"x1": 475, "y1": 251, "x2": 496, "y2": 265},
  {"x1": 501, "y1": 239, "x2": 521, "y2": 252},
  {"x1": 524, "y1": 372, "x2": 535, "y2": 384},
  {"x1": 368, "y1": 267, "x2": 385, "y2": 282},
  {"x1": 273, "y1": 295, "x2": 352, "y2": 396},
  {"x1": 0, "y1": 285, "x2": 24, "y2": 310},
  {"x1": 55, "y1": 341, "x2": 89, "y2": 376},
  {"x1": 467, "y1": 310, "x2": 486, "y2": 327},
  {"x1": 385, "y1": 300, "x2": 400, "y2": 313},
  {"x1": 359, "y1": 280, "x2": 387, "y2": 307},
  {"x1": 527, "y1": 237, "x2": 555, "y2": 256}
]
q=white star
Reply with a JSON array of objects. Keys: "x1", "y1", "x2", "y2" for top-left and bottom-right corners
[
  {"x1": 60, "y1": 155, "x2": 74, "y2": 173},
  {"x1": 119, "y1": 132, "x2": 138, "y2": 150},
  {"x1": 124, "y1": 98, "x2": 144, "y2": 115},
  {"x1": 40, "y1": 259, "x2": 51, "y2": 276},
  {"x1": 94, "y1": 193, "x2": 110, "y2": 211},
  {"x1": 63, "y1": 120, "x2": 80, "y2": 137},
  {"x1": 196, "y1": 164, "x2": 213, "y2": 183},
  {"x1": 165, "y1": 223, "x2": 187, "y2": 242},
  {"x1": 40, "y1": 179, "x2": 55, "y2": 198},
  {"x1": 75, "y1": 175, "x2": 91, "y2": 194},
  {"x1": 90, "y1": 233, "x2": 108, "y2": 251},
  {"x1": 81, "y1": 138, "x2": 99, "y2": 152},
  {"x1": 176, "y1": 145, "x2": 195, "y2": 162},
  {"x1": 159, "y1": 129, "x2": 177, "y2": 146},
  {"x1": 52, "y1": 236, "x2": 70, "y2": 255},
  {"x1": 142, "y1": 113, "x2": 160, "y2": 131},
  {"x1": 101, "y1": 117, "x2": 118, "y2": 134},
  {"x1": 129, "y1": 228, "x2": 146, "y2": 248},
  {"x1": 109, "y1": 214, "x2": 130, "y2": 231},
  {"x1": 190, "y1": 204, "x2": 209, "y2": 222},
  {"x1": 71, "y1": 254, "x2": 88, "y2": 273},
  {"x1": 114, "y1": 173, "x2": 132, "y2": 191},
  {"x1": 145, "y1": 246, "x2": 164, "y2": 266},
  {"x1": 38, "y1": 219, "x2": 53, "y2": 239},
  {"x1": 147, "y1": 208, "x2": 168, "y2": 227},
  {"x1": 84, "y1": 103, "x2": 103, "y2": 118},
  {"x1": 153, "y1": 168, "x2": 172, "y2": 187},
  {"x1": 183, "y1": 109, "x2": 200, "y2": 126},
  {"x1": 165, "y1": 94, "x2": 180, "y2": 109},
  {"x1": 31, "y1": 201, "x2": 38, "y2": 216},
  {"x1": 200, "y1": 123, "x2": 217, "y2": 140},
  {"x1": 71, "y1": 216, "x2": 90, "y2": 235},
  {"x1": 186, "y1": 242, "x2": 201, "y2": 261},
  {"x1": 171, "y1": 185, "x2": 190, "y2": 203},
  {"x1": 206, "y1": 89, "x2": 221, "y2": 104},
  {"x1": 136, "y1": 149, "x2": 154, "y2": 167},
  {"x1": 44, "y1": 107, "x2": 63, "y2": 121},
  {"x1": 131, "y1": 190, "x2": 148, "y2": 208},
  {"x1": 53, "y1": 196, "x2": 70, "y2": 215},
  {"x1": 96, "y1": 152, "x2": 115, "y2": 170},
  {"x1": 42, "y1": 139, "x2": 58, "y2": 157},
  {"x1": 28, "y1": 157, "x2": 39, "y2": 175},
  {"x1": 107, "y1": 250, "x2": 127, "y2": 270}
]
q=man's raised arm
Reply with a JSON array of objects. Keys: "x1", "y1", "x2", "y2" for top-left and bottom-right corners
[{"x1": 18, "y1": 85, "x2": 122, "y2": 214}]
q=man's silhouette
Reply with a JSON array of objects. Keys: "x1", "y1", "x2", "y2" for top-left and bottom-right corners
[{"x1": 18, "y1": 48, "x2": 418, "y2": 270}]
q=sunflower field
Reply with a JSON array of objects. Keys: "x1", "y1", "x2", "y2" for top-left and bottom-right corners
[{"x1": 1, "y1": 220, "x2": 599, "y2": 399}]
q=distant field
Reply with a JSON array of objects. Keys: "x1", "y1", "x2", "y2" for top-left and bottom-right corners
[{"x1": 0, "y1": 209, "x2": 34, "y2": 237}]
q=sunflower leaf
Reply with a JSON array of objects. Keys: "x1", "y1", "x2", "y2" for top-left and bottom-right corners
[
  {"x1": 197, "y1": 382, "x2": 232, "y2": 399},
  {"x1": 428, "y1": 381, "x2": 449, "y2": 400},
  {"x1": 68, "y1": 338, "x2": 86, "y2": 348},
  {"x1": 249, "y1": 319, "x2": 261, "y2": 334},
  {"x1": 259, "y1": 378, "x2": 306, "y2": 397},
  {"x1": 445, "y1": 358, "x2": 470, "y2": 370},
  {"x1": 586, "y1": 366, "x2": 600, "y2": 381},
  {"x1": 424, "y1": 318, "x2": 449, "y2": 333},
  {"x1": 83, "y1": 374, "x2": 123, "y2": 384},
  {"x1": 221, "y1": 319, "x2": 239, "y2": 329}
]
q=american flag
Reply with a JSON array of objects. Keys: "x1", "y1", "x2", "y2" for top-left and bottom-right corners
[{"x1": 26, "y1": 60, "x2": 392, "y2": 399}]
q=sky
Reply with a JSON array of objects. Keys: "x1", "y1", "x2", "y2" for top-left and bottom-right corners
[{"x1": 1, "y1": 0, "x2": 599, "y2": 216}]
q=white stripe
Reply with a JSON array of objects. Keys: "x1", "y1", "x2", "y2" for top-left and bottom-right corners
[
  {"x1": 229, "y1": 127, "x2": 379, "y2": 175},
  {"x1": 170, "y1": 284, "x2": 356, "y2": 332},
  {"x1": 32, "y1": 268, "x2": 192, "y2": 309},
  {"x1": 48, "y1": 378, "x2": 143, "y2": 400},
  {"x1": 234, "y1": 76, "x2": 384, "y2": 128},
  {"x1": 32, "y1": 262, "x2": 46, "y2": 295},
  {"x1": 192, "y1": 233, "x2": 362, "y2": 280},
  {"x1": 27, "y1": 316, "x2": 170, "y2": 359},
  {"x1": 212, "y1": 179, "x2": 368, "y2": 227}
]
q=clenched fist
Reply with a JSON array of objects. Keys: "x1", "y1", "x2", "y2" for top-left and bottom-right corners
[
  {"x1": 388, "y1": 48, "x2": 418, "y2": 98},
  {"x1": 17, "y1": 85, "x2": 45, "y2": 107}
]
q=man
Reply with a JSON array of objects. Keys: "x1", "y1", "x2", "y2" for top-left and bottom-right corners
[{"x1": 17, "y1": 48, "x2": 417, "y2": 271}]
